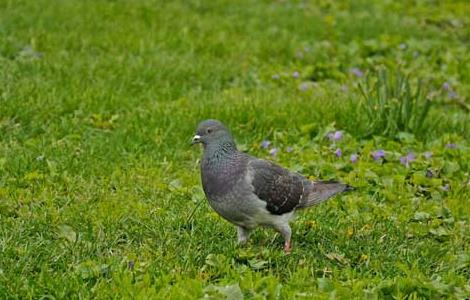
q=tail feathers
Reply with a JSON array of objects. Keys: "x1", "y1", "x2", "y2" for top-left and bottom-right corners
[{"x1": 300, "y1": 180, "x2": 354, "y2": 207}]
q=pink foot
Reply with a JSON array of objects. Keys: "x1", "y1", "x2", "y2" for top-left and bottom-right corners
[{"x1": 284, "y1": 241, "x2": 292, "y2": 254}]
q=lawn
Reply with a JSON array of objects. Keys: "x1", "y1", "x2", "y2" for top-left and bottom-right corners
[{"x1": 0, "y1": 0, "x2": 469, "y2": 298}]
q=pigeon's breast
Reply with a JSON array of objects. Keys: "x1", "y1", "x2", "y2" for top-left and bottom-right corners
[
  {"x1": 200, "y1": 155, "x2": 260, "y2": 225},
  {"x1": 206, "y1": 177, "x2": 267, "y2": 227},
  {"x1": 202, "y1": 169, "x2": 236, "y2": 199},
  {"x1": 201, "y1": 154, "x2": 246, "y2": 199}
]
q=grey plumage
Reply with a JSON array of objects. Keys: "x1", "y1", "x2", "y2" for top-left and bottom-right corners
[{"x1": 192, "y1": 119, "x2": 353, "y2": 253}]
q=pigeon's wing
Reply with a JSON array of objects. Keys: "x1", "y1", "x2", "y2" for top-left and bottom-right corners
[{"x1": 247, "y1": 158, "x2": 306, "y2": 215}]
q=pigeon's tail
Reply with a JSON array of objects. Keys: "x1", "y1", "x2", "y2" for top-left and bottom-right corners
[{"x1": 300, "y1": 180, "x2": 354, "y2": 208}]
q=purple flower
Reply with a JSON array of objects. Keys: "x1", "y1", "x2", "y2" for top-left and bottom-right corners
[
  {"x1": 400, "y1": 152, "x2": 416, "y2": 167},
  {"x1": 441, "y1": 184, "x2": 450, "y2": 191},
  {"x1": 399, "y1": 156, "x2": 406, "y2": 165},
  {"x1": 372, "y1": 150, "x2": 385, "y2": 161},
  {"x1": 333, "y1": 131, "x2": 343, "y2": 140},
  {"x1": 448, "y1": 91, "x2": 458, "y2": 99},
  {"x1": 286, "y1": 146, "x2": 293, "y2": 153},
  {"x1": 334, "y1": 148, "x2": 342, "y2": 157},
  {"x1": 292, "y1": 71, "x2": 300, "y2": 78},
  {"x1": 261, "y1": 140, "x2": 271, "y2": 149},
  {"x1": 350, "y1": 153, "x2": 358, "y2": 163},
  {"x1": 327, "y1": 131, "x2": 343, "y2": 142},
  {"x1": 442, "y1": 83, "x2": 459, "y2": 99},
  {"x1": 424, "y1": 151, "x2": 433, "y2": 160},
  {"x1": 272, "y1": 74, "x2": 280, "y2": 80},
  {"x1": 350, "y1": 67, "x2": 364, "y2": 78},
  {"x1": 445, "y1": 143, "x2": 457, "y2": 149},
  {"x1": 298, "y1": 82, "x2": 313, "y2": 91},
  {"x1": 426, "y1": 169, "x2": 434, "y2": 178},
  {"x1": 269, "y1": 148, "x2": 279, "y2": 157},
  {"x1": 399, "y1": 43, "x2": 407, "y2": 50}
]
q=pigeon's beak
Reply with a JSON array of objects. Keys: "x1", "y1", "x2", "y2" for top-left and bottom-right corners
[{"x1": 191, "y1": 134, "x2": 201, "y2": 145}]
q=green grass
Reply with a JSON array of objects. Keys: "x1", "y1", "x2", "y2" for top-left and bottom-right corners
[{"x1": 1, "y1": 0, "x2": 469, "y2": 298}]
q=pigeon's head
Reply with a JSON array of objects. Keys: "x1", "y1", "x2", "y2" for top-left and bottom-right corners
[{"x1": 192, "y1": 119, "x2": 234, "y2": 147}]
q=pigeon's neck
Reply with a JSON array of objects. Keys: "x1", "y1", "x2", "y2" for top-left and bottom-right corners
[
  {"x1": 203, "y1": 140, "x2": 238, "y2": 162},
  {"x1": 201, "y1": 139, "x2": 244, "y2": 199}
]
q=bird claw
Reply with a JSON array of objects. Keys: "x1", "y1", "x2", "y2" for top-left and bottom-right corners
[
  {"x1": 284, "y1": 242, "x2": 292, "y2": 254},
  {"x1": 238, "y1": 240, "x2": 248, "y2": 246}
]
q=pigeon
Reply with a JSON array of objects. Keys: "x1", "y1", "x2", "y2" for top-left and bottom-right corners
[{"x1": 192, "y1": 119, "x2": 353, "y2": 253}]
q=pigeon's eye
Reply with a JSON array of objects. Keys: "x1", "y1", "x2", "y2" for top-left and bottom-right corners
[{"x1": 206, "y1": 128, "x2": 213, "y2": 134}]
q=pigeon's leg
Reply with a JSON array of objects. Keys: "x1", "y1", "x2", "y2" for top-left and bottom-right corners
[
  {"x1": 274, "y1": 224, "x2": 292, "y2": 254},
  {"x1": 237, "y1": 226, "x2": 251, "y2": 245}
]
